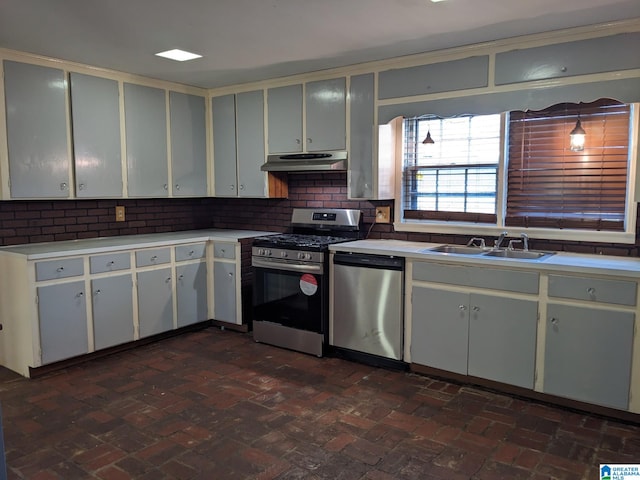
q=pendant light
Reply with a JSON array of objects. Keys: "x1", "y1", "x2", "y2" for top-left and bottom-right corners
[
  {"x1": 569, "y1": 118, "x2": 586, "y2": 152},
  {"x1": 422, "y1": 130, "x2": 435, "y2": 144}
]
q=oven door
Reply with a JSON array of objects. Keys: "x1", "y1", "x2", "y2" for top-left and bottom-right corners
[{"x1": 252, "y1": 258, "x2": 327, "y2": 333}]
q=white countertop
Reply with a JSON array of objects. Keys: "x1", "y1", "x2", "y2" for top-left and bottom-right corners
[
  {"x1": 329, "y1": 239, "x2": 640, "y2": 278},
  {"x1": 0, "y1": 229, "x2": 278, "y2": 260}
]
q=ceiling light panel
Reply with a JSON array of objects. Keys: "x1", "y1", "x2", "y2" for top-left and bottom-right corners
[{"x1": 155, "y1": 49, "x2": 202, "y2": 62}]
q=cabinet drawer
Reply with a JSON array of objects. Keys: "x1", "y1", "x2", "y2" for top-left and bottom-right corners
[
  {"x1": 413, "y1": 262, "x2": 538, "y2": 294},
  {"x1": 175, "y1": 243, "x2": 206, "y2": 262},
  {"x1": 548, "y1": 274, "x2": 637, "y2": 306},
  {"x1": 213, "y1": 242, "x2": 236, "y2": 260},
  {"x1": 90, "y1": 252, "x2": 131, "y2": 274},
  {"x1": 35, "y1": 257, "x2": 84, "y2": 281},
  {"x1": 135, "y1": 248, "x2": 171, "y2": 267}
]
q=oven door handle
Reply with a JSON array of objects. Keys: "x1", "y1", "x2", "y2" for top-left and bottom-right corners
[{"x1": 252, "y1": 258, "x2": 323, "y2": 274}]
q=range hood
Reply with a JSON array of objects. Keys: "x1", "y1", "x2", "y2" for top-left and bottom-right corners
[{"x1": 261, "y1": 151, "x2": 347, "y2": 172}]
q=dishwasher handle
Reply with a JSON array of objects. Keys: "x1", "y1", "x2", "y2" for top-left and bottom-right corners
[{"x1": 333, "y1": 252, "x2": 404, "y2": 270}]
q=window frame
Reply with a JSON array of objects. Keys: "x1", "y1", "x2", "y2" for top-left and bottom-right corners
[{"x1": 394, "y1": 104, "x2": 639, "y2": 244}]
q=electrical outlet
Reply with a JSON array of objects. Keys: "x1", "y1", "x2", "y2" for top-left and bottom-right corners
[
  {"x1": 115, "y1": 206, "x2": 125, "y2": 222},
  {"x1": 375, "y1": 206, "x2": 391, "y2": 223}
]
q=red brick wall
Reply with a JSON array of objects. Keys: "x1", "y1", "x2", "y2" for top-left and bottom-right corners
[{"x1": 0, "y1": 173, "x2": 638, "y2": 256}]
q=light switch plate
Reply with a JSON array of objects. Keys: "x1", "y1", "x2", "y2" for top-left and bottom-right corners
[{"x1": 115, "y1": 206, "x2": 125, "y2": 222}]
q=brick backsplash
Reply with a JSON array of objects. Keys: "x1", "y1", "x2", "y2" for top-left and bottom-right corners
[{"x1": 0, "y1": 173, "x2": 638, "y2": 256}]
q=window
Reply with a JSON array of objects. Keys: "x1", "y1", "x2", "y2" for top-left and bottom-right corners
[
  {"x1": 403, "y1": 115, "x2": 501, "y2": 223},
  {"x1": 400, "y1": 98, "x2": 636, "y2": 239},
  {"x1": 506, "y1": 100, "x2": 631, "y2": 232}
]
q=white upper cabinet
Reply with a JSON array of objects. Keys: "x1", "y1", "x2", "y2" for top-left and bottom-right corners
[
  {"x1": 212, "y1": 94, "x2": 238, "y2": 197},
  {"x1": 70, "y1": 72, "x2": 123, "y2": 197},
  {"x1": 169, "y1": 91, "x2": 207, "y2": 196},
  {"x1": 305, "y1": 77, "x2": 346, "y2": 152},
  {"x1": 124, "y1": 83, "x2": 169, "y2": 197},
  {"x1": 267, "y1": 84, "x2": 303, "y2": 153},
  {"x1": 3, "y1": 61, "x2": 71, "y2": 198},
  {"x1": 212, "y1": 90, "x2": 267, "y2": 197},
  {"x1": 267, "y1": 77, "x2": 346, "y2": 154},
  {"x1": 236, "y1": 90, "x2": 267, "y2": 197}
]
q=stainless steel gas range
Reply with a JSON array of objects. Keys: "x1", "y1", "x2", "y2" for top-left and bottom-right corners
[{"x1": 251, "y1": 208, "x2": 362, "y2": 356}]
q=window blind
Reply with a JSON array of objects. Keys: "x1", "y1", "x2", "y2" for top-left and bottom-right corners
[{"x1": 506, "y1": 99, "x2": 631, "y2": 231}]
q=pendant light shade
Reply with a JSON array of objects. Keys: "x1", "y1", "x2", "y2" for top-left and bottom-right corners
[
  {"x1": 569, "y1": 118, "x2": 586, "y2": 152},
  {"x1": 422, "y1": 130, "x2": 435, "y2": 144}
]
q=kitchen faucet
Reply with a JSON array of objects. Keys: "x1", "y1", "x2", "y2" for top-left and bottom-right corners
[
  {"x1": 520, "y1": 233, "x2": 529, "y2": 251},
  {"x1": 494, "y1": 231, "x2": 508, "y2": 249}
]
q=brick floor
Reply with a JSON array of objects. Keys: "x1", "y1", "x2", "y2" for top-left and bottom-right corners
[{"x1": 1, "y1": 328, "x2": 639, "y2": 479}]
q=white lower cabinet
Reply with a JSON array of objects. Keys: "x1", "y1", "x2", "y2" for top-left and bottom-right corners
[
  {"x1": 213, "y1": 261, "x2": 237, "y2": 323},
  {"x1": 543, "y1": 303, "x2": 634, "y2": 410},
  {"x1": 411, "y1": 286, "x2": 537, "y2": 388},
  {"x1": 137, "y1": 267, "x2": 174, "y2": 338},
  {"x1": 0, "y1": 235, "x2": 250, "y2": 378},
  {"x1": 176, "y1": 262, "x2": 208, "y2": 327},
  {"x1": 91, "y1": 275, "x2": 134, "y2": 350},
  {"x1": 37, "y1": 281, "x2": 88, "y2": 364}
]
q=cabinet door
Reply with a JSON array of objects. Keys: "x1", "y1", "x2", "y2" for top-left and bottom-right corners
[
  {"x1": 176, "y1": 262, "x2": 208, "y2": 327},
  {"x1": 544, "y1": 303, "x2": 634, "y2": 410},
  {"x1": 137, "y1": 268, "x2": 174, "y2": 338},
  {"x1": 70, "y1": 72, "x2": 122, "y2": 197},
  {"x1": 37, "y1": 281, "x2": 88, "y2": 364},
  {"x1": 267, "y1": 84, "x2": 303, "y2": 153},
  {"x1": 349, "y1": 73, "x2": 375, "y2": 199},
  {"x1": 212, "y1": 94, "x2": 238, "y2": 197},
  {"x1": 4, "y1": 61, "x2": 71, "y2": 198},
  {"x1": 236, "y1": 90, "x2": 266, "y2": 197},
  {"x1": 468, "y1": 294, "x2": 538, "y2": 389},
  {"x1": 411, "y1": 287, "x2": 468, "y2": 375},
  {"x1": 214, "y1": 261, "x2": 237, "y2": 324},
  {"x1": 91, "y1": 275, "x2": 134, "y2": 350},
  {"x1": 305, "y1": 77, "x2": 346, "y2": 152},
  {"x1": 124, "y1": 83, "x2": 168, "y2": 197},
  {"x1": 169, "y1": 92, "x2": 207, "y2": 196}
]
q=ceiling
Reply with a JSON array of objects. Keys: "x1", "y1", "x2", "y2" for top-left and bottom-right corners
[{"x1": 1, "y1": 0, "x2": 639, "y2": 89}]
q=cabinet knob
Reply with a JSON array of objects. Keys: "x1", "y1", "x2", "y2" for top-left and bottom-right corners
[
  {"x1": 458, "y1": 305, "x2": 466, "y2": 311},
  {"x1": 307, "y1": 138, "x2": 312, "y2": 144},
  {"x1": 550, "y1": 317, "x2": 559, "y2": 325},
  {"x1": 178, "y1": 274, "x2": 184, "y2": 280},
  {"x1": 472, "y1": 306, "x2": 480, "y2": 312},
  {"x1": 108, "y1": 261, "x2": 115, "y2": 266},
  {"x1": 94, "y1": 289, "x2": 101, "y2": 295},
  {"x1": 296, "y1": 139, "x2": 301, "y2": 145},
  {"x1": 56, "y1": 266, "x2": 65, "y2": 272},
  {"x1": 150, "y1": 255, "x2": 158, "y2": 261},
  {"x1": 188, "y1": 250, "x2": 194, "y2": 256},
  {"x1": 60, "y1": 182, "x2": 67, "y2": 191},
  {"x1": 78, "y1": 183, "x2": 85, "y2": 191},
  {"x1": 175, "y1": 184, "x2": 180, "y2": 190},
  {"x1": 228, "y1": 272, "x2": 233, "y2": 278},
  {"x1": 239, "y1": 184, "x2": 245, "y2": 191},
  {"x1": 76, "y1": 292, "x2": 84, "y2": 298},
  {"x1": 165, "y1": 277, "x2": 171, "y2": 283},
  {"x1": 587, "y1": 287, "x2": 596, "y2": 297},
  {"x1": 163, "y1": 184, "x2": 168, "y2": 190},
  {"x1": 230, "y1": 185, "x2": 235, "y2": 190}
]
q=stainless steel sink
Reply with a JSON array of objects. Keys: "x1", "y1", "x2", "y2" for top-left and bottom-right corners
[
  {"x1": 483, "y1": 249, "x2": 555, "y2": 260},
  {"x1": 427, "y1": 245, "x2": 487, "y2": 255}
]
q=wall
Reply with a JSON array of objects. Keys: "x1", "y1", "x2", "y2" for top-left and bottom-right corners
[{"x1": 1, "y1": 173, "x2": 638, "y2": 256}]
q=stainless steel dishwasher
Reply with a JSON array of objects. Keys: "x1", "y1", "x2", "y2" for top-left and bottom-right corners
[{"x1": 331, "y1": 252, "x2": 404, "y2": 362}]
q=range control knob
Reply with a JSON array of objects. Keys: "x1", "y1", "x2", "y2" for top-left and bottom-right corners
[
  {"x1": 281, "y1": 251, "x2": 288, "y2": 258},
  {"x1": 265, "y1": 249, "x2": 272, "y2": 256},
  {"x1": 297, "y1": 252, "x2": 310, "y2": 260}
]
